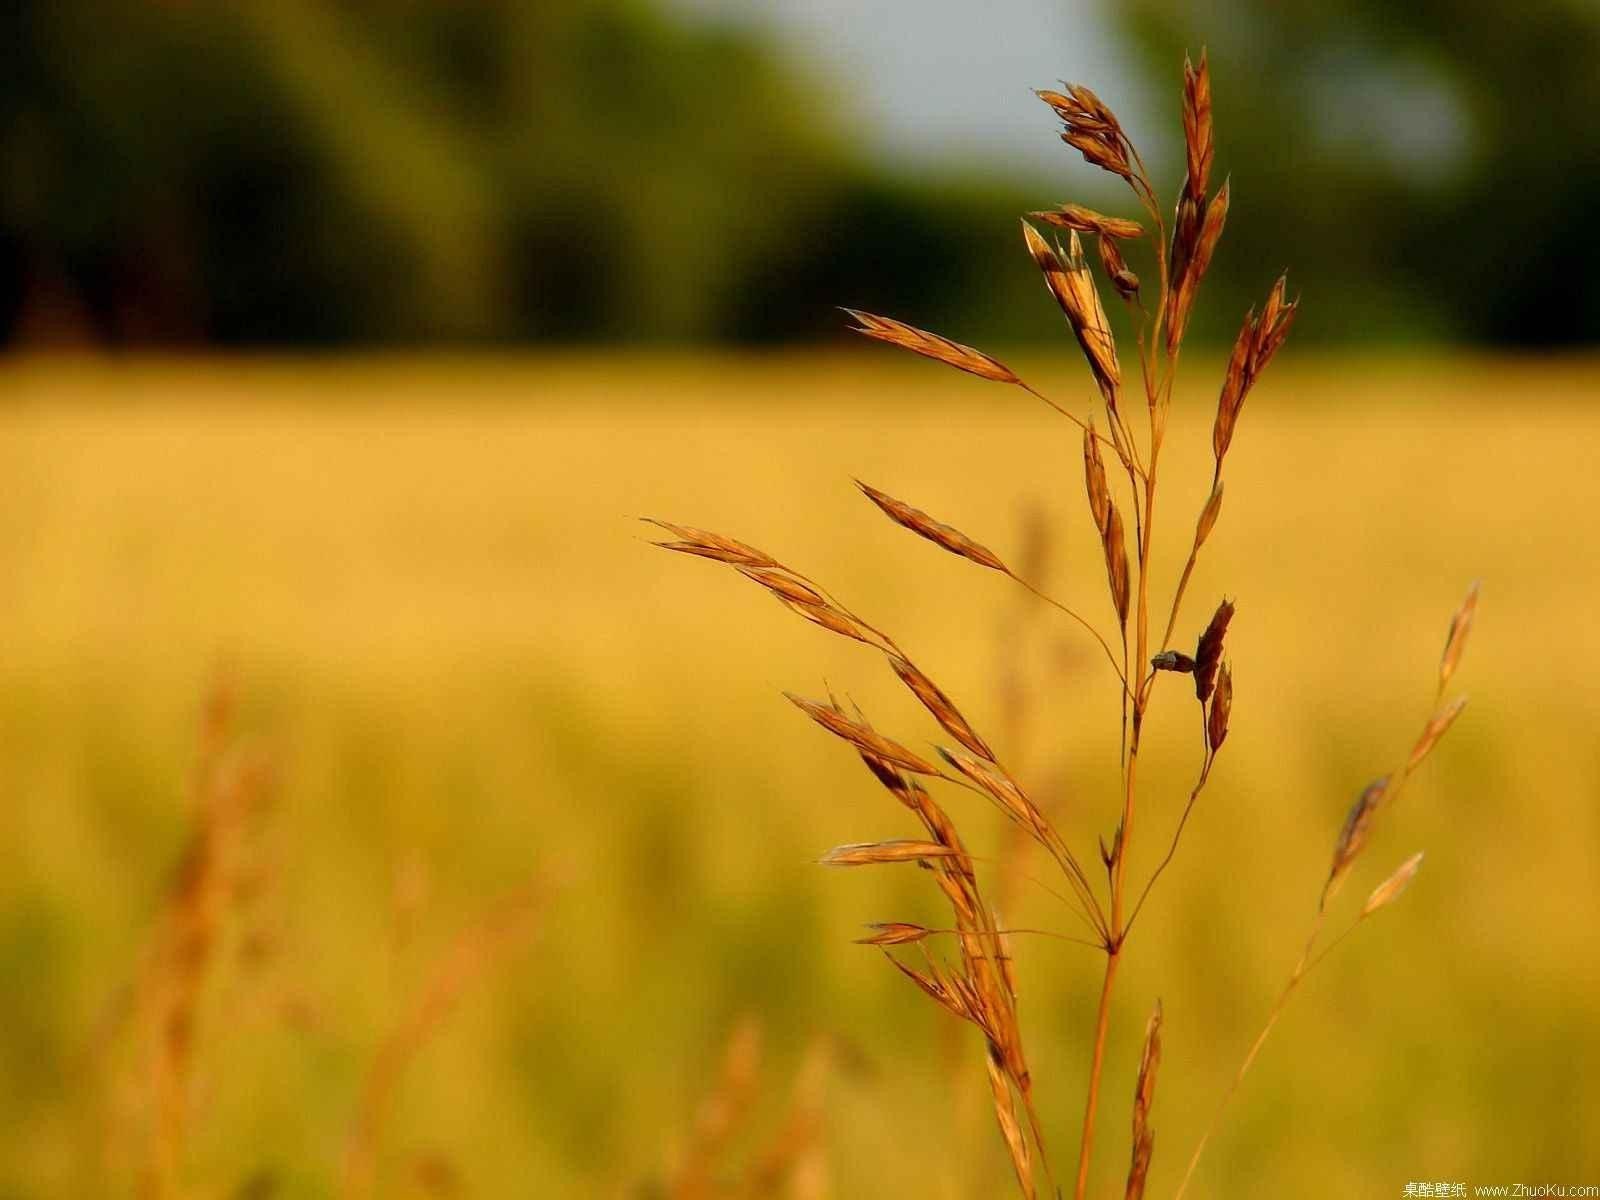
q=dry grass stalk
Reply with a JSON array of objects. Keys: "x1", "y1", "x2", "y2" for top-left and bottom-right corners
[
  {"x1": 656, "y1": 51, "x2": 1475, "y2": 1200},
  {"x1": 341, "y1": 880, "x2": 542, "y2": 1200},
  {"x1": 1175, "y1": 582, "x2": 1476, "y2": 1198},
  {"x1": 667, "y1": 1020, "x2": 834, "y2": 1200},
  {"x1": 133, "y1": 679, "x2": 278, "y2": 1200}
]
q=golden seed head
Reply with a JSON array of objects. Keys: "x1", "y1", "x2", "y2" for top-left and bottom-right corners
[
  {"x1": 855, "y1": 480, "x2": 1009, "y2": 574},
  {"x1": 843, "y1": 308, "x2": 1019, "y2": 384},
  {"x1": 890, "y1": 655, "x2": 995, "y2": 761},
  {"x1": 786, "y1": 693, "x2": 940, "y2": 776}
]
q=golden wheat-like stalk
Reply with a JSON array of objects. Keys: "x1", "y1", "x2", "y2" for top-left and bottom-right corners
[{"x1": 656, "y1": 49, "x2": 1476, "y2": 1199}]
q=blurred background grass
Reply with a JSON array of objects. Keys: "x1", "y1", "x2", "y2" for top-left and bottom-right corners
[
  {"x1": 2, "y1": 1, "x2": 1598, "y2": 1197},
  {"x1": 4, "y1": 356, "x2": 1598, "y2": 1197}
]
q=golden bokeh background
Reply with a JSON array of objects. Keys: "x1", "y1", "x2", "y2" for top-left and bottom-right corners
[{"x1": 4, "y1": 353, "x2": 1596, "y2": 1196}]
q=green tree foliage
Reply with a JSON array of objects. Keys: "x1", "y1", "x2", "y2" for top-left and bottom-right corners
[
  {"x1": 1116, "y1": 0, "x2": 1600, "y2": 344},
  {"x1": 0, "y1": 0, "x2": 1045, "y2": 347}
]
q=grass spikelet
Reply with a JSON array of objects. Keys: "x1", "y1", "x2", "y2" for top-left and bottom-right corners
[
  {"x1": 889, "y1": 654, "x2": 996, "y2": 760},
  {"x1": 937, "y1": 746, "x2": 1039, "y2": 831},
  {"x1": 1022, "y1": 224, "x2": 1120, "y2": 402},
  {"x1": 883, "y1": 951, "x2": 972, "y2": 1021},
  {"x1": 1097, "y1": 234, "x2": 1141, "y2": 301},
  {"x1": 645, "y1": 519, "x2": 779, "y2": 569},
  {"x1": 1083, "y1": 422, "x2": 1112, "y2": 534},
  {"x1": 773, "y1": 594, "x2": 876, "y2": 645},
  {"x1": 1212, "y1": 276, "x2": 1299, "y2": 466},
  {"x1": 1030, "y1": 204, "x2": 1143, "y2": 240},
  {"x1": 856, "y1": 480, "x2": 1009, "y2": 572},
  {"x1": 1206, "y1": 663, "x2": 1232, "y2": 753},
  {"x1": 1362, "y1": 852, "x2": 1426, "y2": 917},
  {"x1": 819, "y1": 841, "x2": 969, "y2": 867},
  {"x1": 986, "y1": 1051, "x2": 1037, "y2": 1200},
  {"x1": 1102, "y1": 504, "x2": 1130, "y2": 627},
  {"x1": 785, "y1": 693, "x2": 940, "y2": 775},
  {"x1": 843, "y1": 309, "x2": 1020, "y2": 384},
  {"x1": 738, "y1": 567, "x2": 828, "y2": 607},
  {"x1": 1193, "y1": 599, "x2": 1234, "y2": 702},
  {"x1": 1124, "y1": 1000, "x2": 1162, "y2": 1200},
  {"x1": 1323, "y1": 776, "x2": 1389, "y2": 909},
  {"x1": 1166, "y1": 178, "x2": 1229, "y2": 353},
  {"x1": 1406, "y1": 695, "x2": 1469, "y2": 773},
  {"x1": 856, "y1": 922, "x2": 934, "y2": 946},
  {"x1": 1439, "y1": 581, "x2": 1480, "y2": 695},
  {"x1": 1037, "y1": 86, "x2": 1134, "y2": 183},
  {"x1": 1195, "y1": 481, "x2": 1224, "y2": 547},
  {"x1": 1181, "y1": 51, "x2": 1214, "y2": 203}
]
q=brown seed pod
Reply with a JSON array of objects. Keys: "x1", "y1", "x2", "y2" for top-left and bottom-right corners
[
  {"x1": 843, "y1": 309, "x2": 1020, "y2": 384},
  {"x1": 856, "y1": 481, "x2": 1009, "y2": 573},
  {"x1": 1194, "y1": 598, "x2": 1235, "y2": 702},
  {"x1": 1323, "y1": 776, "x2": 1390, "y2": 908},
  {"x1": 889, "y1": 655, "x2": 995, "y2": 761}
]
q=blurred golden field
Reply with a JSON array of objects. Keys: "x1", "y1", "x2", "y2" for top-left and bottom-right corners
[{"x1": 3, "y1": 353, "x2": 1598, "y2": 1198}]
